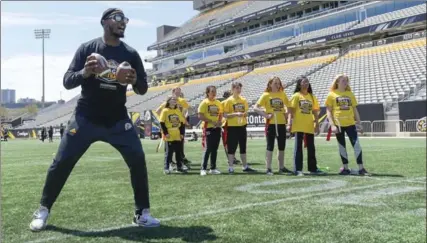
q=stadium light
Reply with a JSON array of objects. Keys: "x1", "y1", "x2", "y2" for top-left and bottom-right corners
[{"x1": 34, "y1": 29, "x2": 51, "y2": 109}]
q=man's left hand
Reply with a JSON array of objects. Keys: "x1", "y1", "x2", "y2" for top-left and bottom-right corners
[{"x1": 126, "y1": 69, "x2": 137, "y2": 85}]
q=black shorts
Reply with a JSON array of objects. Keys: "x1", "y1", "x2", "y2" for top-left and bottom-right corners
[
  {"x1": 227, "y1": 125, "x2": 247, "y2": 154},
  {"x1": 266, "y1": 124, "x2": 286, "y2": 151}
]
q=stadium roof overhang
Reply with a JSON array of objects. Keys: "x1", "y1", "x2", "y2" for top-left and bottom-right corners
[{"x1": 150, "y1": 13, "x2": 426, "y2": 80}]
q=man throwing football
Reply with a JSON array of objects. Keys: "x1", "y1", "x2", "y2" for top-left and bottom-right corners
[{"x1": 29, "y1": 8, "x2": 160, "y2": 231}]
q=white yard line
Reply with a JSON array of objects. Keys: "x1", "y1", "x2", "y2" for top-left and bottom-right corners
[{"x1": 25, "y1": 178, "x2": 422, "y2": 243}]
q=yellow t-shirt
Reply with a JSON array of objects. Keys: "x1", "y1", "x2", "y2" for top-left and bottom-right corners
[
  {"x1": 221, "y1": 99, "x2": 228, "y2": 127},
  {"x1": 325, "y1": 90, "x2": 358, "y2": 127},
  {"x1": 289, "y1": 92, "x2": 319, "y2": 134},
  {"x1": 158, "y1": 97, "x2": 189, "y2": 116},
  {"x1": 198, "y1": 98, "x2": 223, "y2": 129},
  {"x1": 223, "y1": 95, "x2": 248, "y2": 127},
  {"x1": 160, "y1": 108, "x2": 185, "y2": 141},
  {"x1": 256, "y1": 91, "x2": 290, "y2": 125}
]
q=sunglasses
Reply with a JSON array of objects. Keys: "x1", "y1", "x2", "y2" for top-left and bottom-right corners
[{"x1": 107, "y1": 14, "x2": 129, "y2": 24}]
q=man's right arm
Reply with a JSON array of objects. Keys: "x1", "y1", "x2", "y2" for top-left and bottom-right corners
[{"x1": 63, "y1": 44, "x2": 88, "y2": 90}]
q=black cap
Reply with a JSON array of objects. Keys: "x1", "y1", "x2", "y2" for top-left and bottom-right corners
[{"x1": 100, "y1": 8, "x2": 123, "y2": 25}]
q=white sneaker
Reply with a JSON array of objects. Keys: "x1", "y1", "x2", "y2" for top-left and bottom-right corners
[
  {"x1": 29, "y1": 206, "x2": 49, "y2": 232},
  {"x1": 200, "y1": 170, "x2": 207, "y2": 176},
  {"x1": 133, "y1": 213, "x2": 160, "y2": 227},
  {"x1": 164, "y1": 169, "x2": 171, "y2": 175},
  {"x1": 182, "y1": 164, "x2": 188, "y2": 170},
  {"x1": 209, "y1": 169, "x2": 221, "y2": 175}
]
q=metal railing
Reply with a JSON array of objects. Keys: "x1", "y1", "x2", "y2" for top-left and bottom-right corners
[{"x1": 316, "y1": 119, "x2": 426, "y2": 137}]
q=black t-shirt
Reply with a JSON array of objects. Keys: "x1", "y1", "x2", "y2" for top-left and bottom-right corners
[{"x1": 63, "y1": 37, "x2": 148, "y2": 127}]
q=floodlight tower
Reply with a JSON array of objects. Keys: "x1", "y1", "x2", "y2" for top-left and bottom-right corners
[{"x1": 34, "y1": 29, "x2": 51, "y2": 109}]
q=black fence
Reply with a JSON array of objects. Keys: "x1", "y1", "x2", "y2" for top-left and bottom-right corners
[{"x1": 398, "y1": 100, "x2": 427, "y2": 121}]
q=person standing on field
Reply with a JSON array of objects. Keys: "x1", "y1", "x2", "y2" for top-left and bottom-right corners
[{"x1": 29, "y1": 8, "x2": 160, "y2": 232}]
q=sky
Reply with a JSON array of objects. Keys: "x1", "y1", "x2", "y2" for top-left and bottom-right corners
[{"x1": 1, "y1": 1, "x2": 198, "y2": 102}]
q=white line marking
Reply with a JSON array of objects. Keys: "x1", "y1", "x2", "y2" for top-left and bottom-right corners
[
  {"x1": 235, "y1": 178, "x2": 347, "y2": 194},
  {"x1": 318, "y1": 186, "x2": 424, "y2": 207},
  {"x1": 407, "y1": 208, "x2": 427, "y2": 217},
  {"x1": 25, "y1": 180, "x2": 409, "y2": 243}
]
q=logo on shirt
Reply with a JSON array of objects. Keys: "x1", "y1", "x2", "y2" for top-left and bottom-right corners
[
  {"x1": 96, "y1": 59, "x2": 122, "y2": 86},
  {"x1": 168, "y1": 114, "x2": 180, "y2": 127},
  {"x1": 336, "y1": 96, "x2": 352, "y2": 110},
  {"x1": 233, "y1": 103, "x2": 245, "y2": 112},
  {"x1": 125, "y1": 123, "x2": 133, "y2": 131},
  {"x1": 299, "y1": 100, "x2": 312, "y2": 114},
  {"x1": 208, "y1": 105, "x2": 219, "y2": 116},
  {"x1": 270, "y1": 98, "x2": 284, "y2": 112}
]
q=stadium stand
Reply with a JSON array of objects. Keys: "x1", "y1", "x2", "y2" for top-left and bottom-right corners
[
  {"x1": 160, "y1": 1, "x2": 252, "y2": 43},
  {"x1": 136, "y1": 71, "x2": 246, "y2": 110},
  {"x1": 13, "y1": 1, "x2": 426, "y2": 130},
  {"x1": 195, "y1": 54, "x2": 339, "y2": 106},
  {"x1": 350, "y1": 3, "x2": 427, "y2": 29},
  {"x1": 308, "y1": 38, "x2": 427, "y2": 105}
]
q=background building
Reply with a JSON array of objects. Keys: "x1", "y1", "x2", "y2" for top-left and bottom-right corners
[{"x1": 1, "y1": 89, "x2": 16, "y2": 104}]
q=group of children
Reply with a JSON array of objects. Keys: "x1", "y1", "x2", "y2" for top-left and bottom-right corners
[{"x1": 156, "y1": 74, "x2": 370, "y2": 176}]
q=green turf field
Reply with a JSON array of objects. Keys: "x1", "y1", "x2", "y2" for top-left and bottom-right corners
[{"x1": 1, "y1": 138, "x2": 426, "y2": 243}]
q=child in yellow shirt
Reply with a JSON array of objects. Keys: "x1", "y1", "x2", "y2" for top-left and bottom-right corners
[
  {"x1": 325, "y1": 74, "x2": 369, "y2": 176},
  {"x1": 254, "y1": 76, "x2": 292, "y2": 176},
  {"x1": 160, "y1": 96, "x2": 187, "y2": 174},
  {"x1": 288, "y1": 76, "x2": 325, "y2": 176}
]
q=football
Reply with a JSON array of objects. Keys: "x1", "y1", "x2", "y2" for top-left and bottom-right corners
[
  {"x1": 116, "y1": 61, "x2": 133, "y2": 86},
  {"x1": 90, "y1": 53, "x2": 110, "y2": 75}
]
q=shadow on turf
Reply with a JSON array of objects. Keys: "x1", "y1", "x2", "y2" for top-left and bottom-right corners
[{"x1": 46, "y1": 224, "x2": 217, "y2": 242}]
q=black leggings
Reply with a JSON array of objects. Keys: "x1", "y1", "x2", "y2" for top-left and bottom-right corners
[
  {"x1": 227, "y1": 126, "x2": 247, "y2": 154},
  {"x1": 266, "y1": 124, "x2": 286, "y2": 151},
  {"x1": 164, "y1": 140, "x2": 183, "y2": 170},
  {"x1": 181, "y1": 127, "x2": 186, "y2": 159},
  {"x1": 293, "y1": 132, "x2": 318, "y2": 172},
  {"x1": 202, "y1": 127, "x2": 221, "y2": 170},
  {"x1": 335, "y1": 125, "x2": 363, "y2": 164}
]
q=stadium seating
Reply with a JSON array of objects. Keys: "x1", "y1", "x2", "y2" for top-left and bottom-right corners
[
  {"x1": 192, "y1": 55, "x2": 338, "y2": 106},
  {"x1": 160, "y1": 1, "x2": 252, "y2": 43},
  {"x1": 351, "y1": 3, "x2": 427, "y2": 30},
  {"x1": 307, "y1": 38, "x2": 427, "y2": 105},
  {"x1": 129, "y1": 71, "x2": 246, "y2": 111}
]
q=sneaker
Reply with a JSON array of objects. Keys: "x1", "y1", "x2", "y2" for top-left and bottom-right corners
[
  {"x1": 163, "y1": 169, "x2": 171, "y2": 175},
  {"x1": 209, "y1": 169, "x2": 221, "y2": 175},
  {"x1": 358, "y1": 168, "x2": 371, "y2": 176},
  {"x1": 243, "y1": 167, "x2": 256, "y2": 172},
  {"x1": 176, "y1": 167, "x2": 188, "y2": 173},
  {"x1": 310, "y1": 169, "x2": 327, "y2": 175},
  {"x1": 266, "y1": 168, "x2": 274, "y2": 176},
  {"x1": 278, "y1": 167, "x2": 293, "y2": 174},
  {"x1": 295, "y1": 171, "x2": 304, "y2": 176},
  {"x1": 339, "y1": 168, "x2": 351, "y2": 175},
  {"x1": 228, "y1": 168, "x2": 234, "y2": 174},
  {"x1": 133, "y1": 213, "x2": 160, "y2": 227},
  {"x1": 29, "y1": 206, "x2": 49, "y2": 232},
  {"x1": 182, "y1": 164, "x2": 189, "y2": 170},
  {"x1": 200, "y1": 170, "x2": 207, "y2": 176}
]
